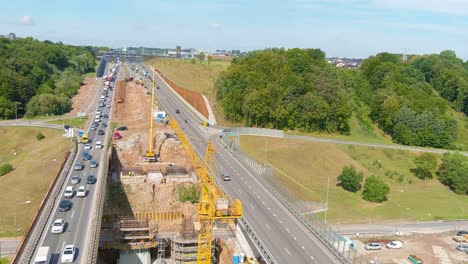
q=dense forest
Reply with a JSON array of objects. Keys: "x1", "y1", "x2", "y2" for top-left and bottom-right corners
[
  {"x1": 216, "y1": 48, "x2": 467, "y2": 148},
  {"x1": 0, "y1": 37, "x2": 96, "y2": 118}
]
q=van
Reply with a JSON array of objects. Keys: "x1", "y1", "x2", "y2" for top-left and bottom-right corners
[
  {"x1": 34, "y1": 246, "x2": 50, "y2": 264},
  {"x1": 64, "y1": 186, "x2": 74, "y2": 198}
]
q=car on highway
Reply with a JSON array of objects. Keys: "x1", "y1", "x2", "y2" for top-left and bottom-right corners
[
  {"x1": 457, "y1": 230, "x2": 468, "y2": 236},
  {"x1": 71, "y1": 175, "x2": 80, "y2": 184},
  {"x1": 101, "y1": 123, "x2": 107, "y2": 128},
  {"x1": 386, "y1": 241, "x2": 403, "y2": 249},
  {"x1": 77, "y1": 186, "x2": 86, "y2": 197},
  {"x1": 103, "y1": 114, "x2": 108, "y2": 119},
  {"x1": 74, "y1": 163, "x2": 83, "y2": 171},
  {"x1": 106, "y1": 104, "x2": 111, "y2": 108},
  {"x1": 175, "y1": 109, "x2": 180, "y2": 114},
  {"x1": 90, "y1": 126, "x2": 97, "y2": 131},
  {"x1": 95, "y1": 141, "x2": 103, "y2": 149},
  {"x1": 221, "y1": 173, "x2": 231, "y2": 181},
  {"x1": 61, "y1": 245, "x2": 76, "y2": 263},
  {"x1": 51, "y1": 219, "x2": 65, "y2": 234},
  {"x1": 456, "y1": 244, "x2": 468, "y2": 252},
  {"x1": 98, "y1": 129, "x2": 105, "y2": 135},
  {"x1": 116, "y1": 126, "x2": 128, "y2": 131},
  {"x1": 84, "y1": 144, "x2": 91, "y2": 150},
  {"x1": 86, "y1": 175, "x2": 97, "y2": 184},
  {"x1": 58, "y1": 200, "x2": 72, "y2": 212},
  {"x1": 90, "y1": 160, "x2": 98, "y2": 168},
  {"x1": 364, "y1": 243, "x2": 382, "y2": 250},
  {"x1": 98, "y1": 103, "x2": 105, "y2": 108},
  {"x1": 64, "y1": 186, "x2": 74, "y2": 198}
]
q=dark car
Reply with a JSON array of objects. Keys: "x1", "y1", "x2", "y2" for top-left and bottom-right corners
[
  {"x1": 86, "y1": 175, "x2": 97, "y2": 184},
  {"x1": 98, "y1": 129, "x2": 105, "y2": 135},
  {"x1": 457, "y1": 230, "x2": 468, "y2": 236},
  {"x1": 64, "y1": 125, "x2": 71, "y2": 129},
  {"x1": 116, "y1": 126, "x2": 128, "y2": 131},
  {"x1": 175, "y1": 109, "x2": 180, "y2": 114},
  {"x1": 59, "y1": 200, "x2": 72, "y2": 212},
  {"x1": 101, "y1": 123, "x2": 107, "y2": 128},
  {"x1": 103, "y1": 114, "x2": 109, "y2": 119}
]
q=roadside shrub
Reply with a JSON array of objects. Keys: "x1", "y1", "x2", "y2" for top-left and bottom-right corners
[
  {"x1": 437, "y1": 152, "x2": 468, "y2": 195},
  {"x1": 175, "y1": 185, "x2": 200, "y2": 203},
  {"x1": 362, "y1": 176, "x2": 390, "y2": 203},
  {"x1": 0, "y1": 163, "x2": 13, "y2": 176},
  {"x1": 337, "y1": 165, "x2": 363, "y2": 192},
  {"x1": 36, "y1": 133, "x2": 45, "y2": 141}
]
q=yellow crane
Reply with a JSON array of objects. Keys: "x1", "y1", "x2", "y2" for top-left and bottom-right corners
[
  {"x1": 170, "y1": 120, "x2": 242, "y2": 264},
  {"x1": 147, "y1": 69, "x2": 156, "y2": 162}
]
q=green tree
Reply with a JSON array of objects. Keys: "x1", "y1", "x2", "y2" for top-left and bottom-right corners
[
  {"x1": 0, "y1": 163, "x2": 13, "y2": 176},
  {"x1": 337, "y1": 165, "x2": 363, "y2": 192},
  {"x1": 437, "y1": 152, "x2": 468, "y2": 195},
  {"x1": 36, "y1": 132, "x2": 45, "y2": 141},
  {"x1": 362, "y1": 176, "x2": 390, "y2": 203},
  {"x1": 0, "y1": 96, "x2": 15, "y2": 119},
  {"x1": 198, "y1": 52, "x2": 206, "y2": 63},
  {"x1": 412, "y1": 153, "x2": 438, "y2": 180},
  {"x1": 190, "y1": 58, "x2": 196, "y2": 64}
]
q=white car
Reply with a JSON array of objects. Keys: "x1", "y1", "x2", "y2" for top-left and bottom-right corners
[
  {"x1": 64, "y1": 186, "x2": 74, "y2": 198},
  {"x1": 386, "y1": 241, "x2": 403, "y2": 249},
  {"x1": 51, "y1": 219, "x2": 65, "y2": 234},
  {"x1": 95, "y1": 141, "x2": 103, "y2": 149},
  {"x1": 61, "y1": 245, "x2": 76, "y2": 263},
  {"x1": 77, "y1": 186, "x2": 86, "y2": 197},
  {"x1": 83, "y1": 144, "x2": 91, "y2": 150},
  {"x1": 364, "y1": 243, "x2": 382, "y2": 250}
]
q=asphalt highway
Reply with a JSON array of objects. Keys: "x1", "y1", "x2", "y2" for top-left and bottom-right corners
[{"x1": 138, "y1": 63, "x2": 343, "y2": 264}]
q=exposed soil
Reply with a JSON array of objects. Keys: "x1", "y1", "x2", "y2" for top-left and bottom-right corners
[{"x1": 68, "y1": 77, "x2": 99, "y2": 116}]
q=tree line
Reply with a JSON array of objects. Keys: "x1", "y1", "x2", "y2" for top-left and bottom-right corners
[
  {"x1": 216, "y1": 48, "x2": 467, "y2": 148},
  {"x1": 0, "y1": 37, "x2": 96, "y2": 118}
]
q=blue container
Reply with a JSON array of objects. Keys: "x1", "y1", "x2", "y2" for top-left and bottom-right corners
[
  {"x1": 232, "y1": 255, "x2": 240, "y2": 264},
  {"x1": 78, "y1": 131, "x2": 84, "y2": 137}
]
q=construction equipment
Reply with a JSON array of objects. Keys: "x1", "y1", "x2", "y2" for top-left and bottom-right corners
[
  {"x1": 146, "y1": 69, "x2": 156, "y2": 162},
  {"x1": 170, "y1": 120, "x2": 242, "y2": 264}
]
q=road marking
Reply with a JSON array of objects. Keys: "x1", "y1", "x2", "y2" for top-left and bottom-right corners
[
  {"x1": 249, "y1": 203, "x2": 254, "y2": 209},
  {"x1": 61, "y1": 241, "x2": 66, "y2": 250},
  {"x1": 286, "y1": 228, "x2": 290, "y2": 233},
  {"x1": 71, "y1": 210, "x2": 75, "y2": 219},
  {"x1": 284, "y1": 248, "x2": 292, "y2": 256},
  {"x1": 302, "y1": 246, "x2": 305, "y2": 250},
  {"x1": 265, "y1": 223, "x2": 271, "y2": 230},
  {"x1": 279, "y1": 220, "x2": 283, "y2": 224}
]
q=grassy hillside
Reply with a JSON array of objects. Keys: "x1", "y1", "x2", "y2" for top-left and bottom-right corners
[
  {"x1": 240, "y1": 135, "x2": 468, "y2": 224},
  {"x1": 0, "y1": 127, "x2": 70, "y2": 237},
  {"x1": 146, "y1": 57, "x2": 231, "y2": 126}
]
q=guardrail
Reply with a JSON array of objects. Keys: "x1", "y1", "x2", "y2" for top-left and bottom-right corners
[
  {"x1": 13, "y1": 134, "x2": 78, "y2": 263},
  {"x1": 237, "y1": 217, "x2": 277, "y2": 264}
]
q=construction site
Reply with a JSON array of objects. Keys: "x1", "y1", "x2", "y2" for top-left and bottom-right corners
[{"x1": 97, "y1": 70, "x2": 246, "y2": 264}]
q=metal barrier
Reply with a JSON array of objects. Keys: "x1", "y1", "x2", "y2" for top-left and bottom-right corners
[
  {"x1": 237, "y1": 217, "x2": 277, "y2": 264},
  {"x1": 220, "y1": 130, "x2": 375, "y2": 264}
]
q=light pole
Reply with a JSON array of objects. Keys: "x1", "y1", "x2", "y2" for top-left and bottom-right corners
[
  {"x1": 320, "y1": 176, "x2": 330, "y2": 224},
  {"x1": 264, "y1": 137, "x2": 268, "y2": 166},
  {"x1": 14, "y1": 200, "x2": 31, "y2": 245}
]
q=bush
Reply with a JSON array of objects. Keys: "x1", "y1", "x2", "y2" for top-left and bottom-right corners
[
  {"x1": 337, "y1": 165, "x2": 363, "y2": 192},
  {"x1": 175, "y1": 185, "x2": 200, "y2": 203},
  {"x1": 437, "y1": 152, "x2": 468, "y2": 195},
  {"x1": 412, "y1": 153, "x2": 438, "y2": 180},
  {"x1": 0, "y1": 163, "x2": 13, "y2": 176},
  {"x1": 362, "y1": 176, "x2": 390, "y2": 203},
  {"x1": 36, "y1": 133, "x2": 45, "y2": 140}
]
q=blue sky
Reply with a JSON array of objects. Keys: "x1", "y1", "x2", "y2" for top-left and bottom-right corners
[{"x1": 1, "y1": 0, "x2": 467, "y2": 59}]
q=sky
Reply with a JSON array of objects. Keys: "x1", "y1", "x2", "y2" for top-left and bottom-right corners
[{"x1": 1, "y1": 0, "x2": 467, "y2": 59}]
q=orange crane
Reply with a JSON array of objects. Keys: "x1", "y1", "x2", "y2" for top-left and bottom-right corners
[
  {"x1": 146, "y1": 69, "x2": 156, "y2": 162},
  {"x1": 170, "y1": 120, "x2": 242, "y2": 264}
]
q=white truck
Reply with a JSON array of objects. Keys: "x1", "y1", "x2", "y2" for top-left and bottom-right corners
[{"x1": 34, "y1": 246, "x2": 50, "y2": 264}]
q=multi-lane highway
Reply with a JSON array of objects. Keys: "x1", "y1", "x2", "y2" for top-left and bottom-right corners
[
  {"x1": 130, "y1": 62, "x2": 343, "y2": 263},
  {"x1": 28, "y1": 62, "x2": 119, "y2": 264}
]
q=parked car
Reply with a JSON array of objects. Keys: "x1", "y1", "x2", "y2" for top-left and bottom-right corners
[
  {"x1": 77, "y1": 186, "x2": 86, "y2": 197},
  {"x1": 386, "y1": 241, "x2": 403, "y2": 249},
  {"x1": 64, "y1": 186, "x2": 74, "y2": 198},
  {"x1": 87, "y1": 175, "x2": 97, "y2": 184},
  {"x1": 84, "y1": 144, "x2": 91, "y2": 150},
  {"x1": 70, "y1": 175, "x2": 80, "y2": 184},
  {"x1": 116, "y1": 126, "x2": 128, "y2": 131},
  {"x1": 90, "y1": 160, "x2": 98, "y2": 168},
  {"x1": 51, "y1": 219, "x2": 65, "y2": 234},
  {"x1": 221, "y1": 173, "x2": 231, "y2": 181},
  {"x1": 364, "y1": 243, "x2": 382, "y2": 251},
  {"x1": 456, "y1": 244, "x2": 468, "y2": 252},
  {"x1": 61, "y1": 245, "x2": 76, "y2": 263},
  {"x1": 58, "y1": 200, "x2": 72, "y2": 212}
]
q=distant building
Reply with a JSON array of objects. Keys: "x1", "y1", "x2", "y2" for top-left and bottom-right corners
[
  {"x1": 167, "y1": 47, "x2": 196, "y2": 59},
  {"x1": 7, "y1": 33, "x2": 16, "y2": 40}
]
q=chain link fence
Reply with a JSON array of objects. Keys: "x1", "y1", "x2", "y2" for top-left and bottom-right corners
[{"x1": 220, "y1": 128, "x2": 374, "y2": 264}]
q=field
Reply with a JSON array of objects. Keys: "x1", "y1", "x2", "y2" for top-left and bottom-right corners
[
  {"x1": 145, "y1": 57, "x2": 231, "y2": 126},
  {"x1": 0, "y1": 127, "x2": 70, "y2": 237},
  {"x1": 47, "y1": 116, "x2": 88, "y2": 129},
  {"x1": 239, "y1": 135, "x2": 468, "y2": 224}
]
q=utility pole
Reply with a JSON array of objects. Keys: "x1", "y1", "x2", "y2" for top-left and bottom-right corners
[
  {"x1": 14, "y1": 201, "x2": 31, "y2": 245},
  {"x1": 324, "y1": 175, "x2": 330, "y2": 224}
]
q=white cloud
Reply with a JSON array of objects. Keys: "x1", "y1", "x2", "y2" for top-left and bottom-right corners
[
  {"x1": 19, "y1": 16, "x2": 33, "y2": 25},
  {"x1": 373, "y1": 0, "x2": 468, "y2": 16},
  {"x1": 211, "y1": 23, "x2": 222, "y2": 30}
]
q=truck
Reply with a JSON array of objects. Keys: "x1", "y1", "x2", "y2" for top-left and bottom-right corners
[
  {"x1": 82, "y1": 134, "x2": 89, "y2": 144},
  {"x1": 34, "y1": 246, "x2": 50, "y2": 264},
  {"x1": 113, "y1": 131, "x2": 122, "y2": 140},
  {"x1": 82, "y1": 151, "x2": 91, "y2": 161}
]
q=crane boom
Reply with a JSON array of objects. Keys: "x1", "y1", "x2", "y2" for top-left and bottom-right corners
[{"x1": 147, "y1": 69, "x2": 156, "y2": 161}]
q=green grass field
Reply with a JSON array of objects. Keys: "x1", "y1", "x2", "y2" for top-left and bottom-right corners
[
  {"x1": 47, "y1": 116, "x2": 88, "y2": 129},
  {"x1": 146, "y1": 57, "x2": 232, "y2": 126},
  {"x1": 0, "y1": 127, "x2": 70, "y2": 237},
  {"x1": 240, "y1": 135, "x2": 468, "y2": 224}
]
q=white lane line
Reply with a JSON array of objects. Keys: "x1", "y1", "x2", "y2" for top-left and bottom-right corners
[
  {"x1": 249, "y1": 203, "x2": 254, "y2": 209},
  {"x1": 265, "y1": 223, "x2": 271, "y2": 230},
  {"x1": 286, "y1": 228, "x2": 290, "y2": 233},
  {"x1": 284, "y1": 248, "x2": 292, "y2": 256},
  {"x1": 61, "y1": 241, "x2": 66, "y2": 250},
  {"x1": 70, "y1": 210, "x2": 75, "y2": 219}
]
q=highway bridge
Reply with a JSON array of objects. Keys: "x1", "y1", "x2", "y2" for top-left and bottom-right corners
[{"x1": 12, "y1": 59, "x2": 345, "y2": 264}]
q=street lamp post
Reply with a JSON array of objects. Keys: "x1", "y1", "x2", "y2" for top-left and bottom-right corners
[
  {"x1": 14, "y1": 200, "x2": 31, "y2": 245},
  {"x1": 321, "y1": 176, "x2": 330, "y2": 224}
]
